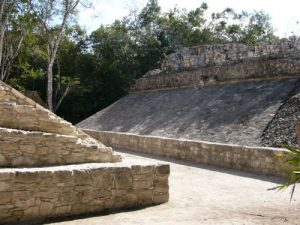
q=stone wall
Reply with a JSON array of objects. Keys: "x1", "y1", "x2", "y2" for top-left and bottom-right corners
[
  {"x1": 133, "y1": 58, "x2": 300, "y2": 91},
  {"x1": 84, "y1": 129, "x2": 289, "y2": 177},
  {"x1": 133, "y1": 39, "x2": 300, "y2": 92},
  {"x1": 0, "y1": 81, "x2": 170, "y2": 223},
  {"x1": 161, "y1": 39, "x2": 300, "y2": 72},
  {"x1": 0, "y1": 162, "x2": 169, "y2": 224},
  {"x1": 0, "y1": 128, "x2": 116, "y2": 167}
]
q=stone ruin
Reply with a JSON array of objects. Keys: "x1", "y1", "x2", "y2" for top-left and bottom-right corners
[
  {"x1": 0, "y1": 81, "x2": 169, "y2": 224},
  {"x1": 78, "y1": 39, "x2": 300, "y2": 147},
  {"x1": 136, "y1": 39, "x2": 300, "y2": 91}
]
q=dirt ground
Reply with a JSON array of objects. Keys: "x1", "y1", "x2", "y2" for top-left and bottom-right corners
[{"x1": 48, "y1": 150, "x2": 300, "y2": 225}]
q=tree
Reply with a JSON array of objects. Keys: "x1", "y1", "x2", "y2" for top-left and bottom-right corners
[
  {"x1": 0, "y1": 0, "x2": 31, "y2": 81},
  {"x1": 240, "y1": 11, "x2": 276, "y2": 44},
  {"x1": 0, "y1": 0, "x2": 17, "y2": 80},
  {"x1": 4, "y1": 0, "x2": 278, "y2": 124},
  {"x1": 29, "y1": 0, "x2": 82, "y2": 111},
  {"x1": 208, "y1": 9, "x2": 275, "y2": 45}
]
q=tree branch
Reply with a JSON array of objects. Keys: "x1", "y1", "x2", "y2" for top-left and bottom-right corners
[{"x1": 54, "y1": 82, "x2": 70, "y2": 112}]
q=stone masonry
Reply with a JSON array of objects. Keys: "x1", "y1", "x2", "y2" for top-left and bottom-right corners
[
  {"x1": 0, "y1": 163, "x2": 169, "y2": 223},
  {"x1": 0, "y1": 81, "x2": 121, "y2": 166},
  {"x1": 133, "y1": 39, "x2": 300, "y2": 91},
  {"x1": 0, "y1": 81, "x2": 170, "y2": 224},
  {"x1": 84, "y1": 129, "x2": 290, "y2": 178},
  {"x1": 161, "y1": 39, "x2": 300, "y2": 72},
  {"x1": 79, "y1": 39, "x2": 300, "y2": 150}
]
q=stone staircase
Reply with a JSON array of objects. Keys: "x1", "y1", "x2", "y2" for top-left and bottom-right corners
[
  {"x1": 0, "y1": 81, "x2": 121, "y2": 163},
  {"x1": 0, "y1": 81, "x2": 169, "y2": 224}
]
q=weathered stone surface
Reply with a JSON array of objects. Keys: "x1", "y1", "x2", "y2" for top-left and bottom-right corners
[
  {"x1": 132, "y1": 39, "x2": 300, "y2": 92},
  {"x1": 161, "y1": 39, "x2": 300, "y2": 72},
  {"x1": 133, "y1": 59, "x2": 300, "y2": 92},
  {"x1": 78, "y1": 79, "x2": 298, "y2": 147},
  {"x1": 0, "y1": 81, "x2": 121, "y2": 164},
  {"x1": 85, "y1": 129, "x2": 289, "y2": 177},
  {"x1": 0, "y1": 163, "x2": 170, "y2": 223},
  {"x1": 0, "y1": 80, "x2": 170, "y2": 224},
  {"x1": 261, "y1": 82, "x2": 300, "y2": 147},
  {"x1": 0, "y1": 128, "x2": 117, "y2": 166},
  {"x1": 113, "y1": 40, "x2": 300, "y2": 148}
]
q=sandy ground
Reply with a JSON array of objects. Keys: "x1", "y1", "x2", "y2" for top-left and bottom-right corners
[{"x1": 47, "y1": 150, "x2": 300, "y2": 225}]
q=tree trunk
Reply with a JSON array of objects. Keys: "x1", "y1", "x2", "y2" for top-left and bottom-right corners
[
  {"x1": 47, "y1": 62, "x2": 54, "y2": 111},
  {"x1": 0, "y1": 0, "x2": 5, "y2": 80},
  {"x1": 0, "y1": 24, "x2": 5, "y2": 81}
]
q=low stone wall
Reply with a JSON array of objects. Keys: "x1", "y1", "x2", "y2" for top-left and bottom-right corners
[
  {"x1": 0, "y1": 162, "x2": 169, "y2": 224},
  {"x1": 84, "y1": 129, "x2": 289, "y2": 177},
  {"x1": 133, "y1": 58, "x2": 300, "y2": 91},
  {"x1": 0, "y1": 128, "x2": 120, "y2": 167}
]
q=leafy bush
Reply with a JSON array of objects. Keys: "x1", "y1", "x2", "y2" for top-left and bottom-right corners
[{"x1": 278, "y1": 145, "x2": 300, "y2": 200}]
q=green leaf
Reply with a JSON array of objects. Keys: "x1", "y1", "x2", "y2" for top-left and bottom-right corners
[{"x1": 280, "y1": 144, "x2": 300, "y2": 154}]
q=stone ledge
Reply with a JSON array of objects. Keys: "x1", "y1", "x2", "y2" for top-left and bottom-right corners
[
  {"x1": 0, "y1": 101, "x2": 77, "y2": 135},
  {"x1": 0, "y1": 127, "x2": 121, "y2": 167},
  {"x1": 83, "y1": 129, "x2": 290, "y2": 177},
  {"x1": 0, "y1": 161, "x2": 170, "y2": 224}
]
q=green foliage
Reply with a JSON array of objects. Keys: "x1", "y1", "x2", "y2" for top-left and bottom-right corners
[
  {"x1": 4, "y1": 0, "x2": 279, "y2": 123},
  {"x1": 277, "y1": 145, "x2": 300, "y2": 201}
]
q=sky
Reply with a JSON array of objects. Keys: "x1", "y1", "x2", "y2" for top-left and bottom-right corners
[{"x1": 78, "y1": 0, "x2": 300, "y2": 37}]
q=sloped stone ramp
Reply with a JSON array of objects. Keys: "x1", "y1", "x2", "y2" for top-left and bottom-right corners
[
  {"x1": 0, "y1": 81, "x2": 169, "y2": 224},
  {"x1": 78, "y1": 79, "x2": 299, "y2": 146}
]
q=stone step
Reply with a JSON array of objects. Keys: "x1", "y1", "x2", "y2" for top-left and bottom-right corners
[
  {"x1": 0, "y1": 161, "x2": 170, "y2": 224},
  {"x1": 0, "y1": 81, "x2": 121, "y2": 164},
  {"x1": 0, "y1": 127, "x2": 121, "y2": 167},
  {"x1": 0, "y1": 102, "x2": 77, "y2": 135}
]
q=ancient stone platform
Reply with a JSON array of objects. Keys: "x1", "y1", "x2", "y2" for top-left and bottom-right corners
[
  {"x1": 78, "y1": 39, "x2": 300, "y2": 148},
  {"x1": 0, "y1": 81, "x2": 169, "y2": 224},
  {"x1": 78, "y1": 79, "x2": 299, "y2": 147}
]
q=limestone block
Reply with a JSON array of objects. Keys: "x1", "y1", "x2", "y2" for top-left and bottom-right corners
[
  {"x1": 133, "y1": 178, "x2": 153, "y2": 190},
  {"x1": 0, "y1": 191, "x2": 13, "y2": 204},
  {"x1": 115, "y1": 172, "x2": 133, "y2": 189},
  {"x1": 0, "y1": 181, "x2": 10, "y2": 192},
  {"x1": 23, "y1": 206, "x2": 40, "y2": 219},
  {"x1": 153, "y1": 193, "x2": 169, "y2": 204},
  {"x1": 0, "y1": 153, "x2": 7, "y2": 166},
  {"x1": 39, "y1": 202, "x2": 54, "y2": 216},
  {"x1": 155, "y1": 164, "x2": 170, "y2": 175},
  {"x1": 20, "y1": 144, "x2": 36, "y2": 154},
  {"x1": 12, "y1": 156, "x2": 37, "y2": 167}
]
